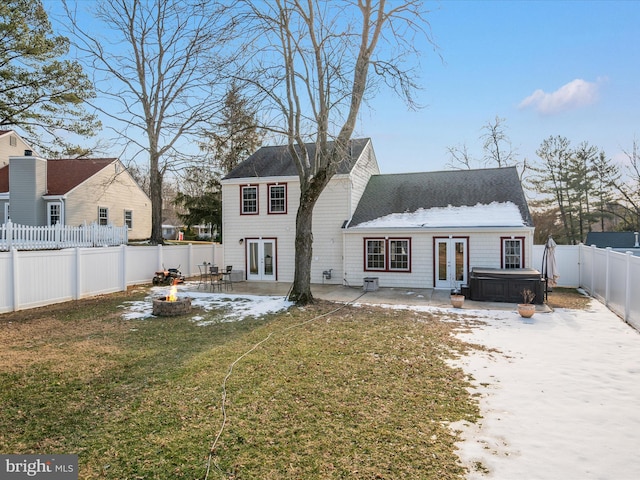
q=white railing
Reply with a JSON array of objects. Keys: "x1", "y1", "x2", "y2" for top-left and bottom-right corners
[
  {"x1": 0, "y1": 243, "x2": 221, "y2": 313},
  {"x1": 0, "y1": 220, "x2": 128, "y2": 251}
]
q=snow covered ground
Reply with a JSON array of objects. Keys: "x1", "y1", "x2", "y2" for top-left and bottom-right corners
[
  {"x1": 451, "y1": 298, "x2": 640, "y2": 480},
  {"x1": 120, "y1": 283, "x2": 293, "y2": 325},
  {"x1": 119, "y1": 284, "x2": 640, "y2": 479}
]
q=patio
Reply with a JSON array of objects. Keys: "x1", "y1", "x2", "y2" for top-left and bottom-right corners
[{"x1": 195, "y1": 280, "x2": 553, "y2": 313}]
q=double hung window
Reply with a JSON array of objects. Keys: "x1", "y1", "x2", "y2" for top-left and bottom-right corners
[
  {"x1": 502, "y1": 237, "x2": 524, "y2": 268},
  {"x1": 241, "y1": 185, "x2": 258, "y2": 214},
  {"x1": 268, "y1": 184, "x2": 287, "y2": 214},
  {"x1": 98, "y1": 207, "x2": 109, "y2": 225}
]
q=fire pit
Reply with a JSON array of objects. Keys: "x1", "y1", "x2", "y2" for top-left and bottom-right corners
[{"x1": 152, "y1": 296, "x2": 192, "y2": 316}]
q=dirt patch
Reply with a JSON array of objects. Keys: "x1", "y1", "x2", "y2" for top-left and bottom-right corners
[{"x1": 545, "y1": 287, "x2": 592, "y2": 310}]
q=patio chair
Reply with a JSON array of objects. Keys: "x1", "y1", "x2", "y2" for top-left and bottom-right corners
[
  {"x1": 210, "y1": 266, "x2": 222, "y2": 292},
  {"x1": 222, "y1": 265, "x2": 233, "y2": 291},
  {"x1": 197, "y1": 263, "x2": 211, "y2": 289}
]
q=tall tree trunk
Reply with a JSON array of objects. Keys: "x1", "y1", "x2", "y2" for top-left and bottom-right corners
[
  {"x1": 149, "y1": 153, "x2": 164, "y2": 245},
  {"x1": 289, "y1": 197, "x2": 315, "y2": 304},
  {"x1": 289, "y1": 169, "x2": 329, "y2": 304}
]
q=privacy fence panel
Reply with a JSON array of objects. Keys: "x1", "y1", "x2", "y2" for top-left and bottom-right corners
[
  {"x1": 0, "y1": 243, "x2": 219, "y2": 313},
  {"x1": 14, "y1": 249, "x2": 76, "y2": 311},
  {"x1": 579, "y1": 245, "x2": 640, "y2": 330},
  {"x1": 0, "y1": 254, "x2": 12, "y2": 309},
  {"x1": 125, "y1": 246, "x2": 161, "y2": 285},
  {"x1": 532, "y1": 244, "x2": 581, "y2": 287},
  {"x1": 81, "y1": 247, "x2": 125, "y2": 297}
]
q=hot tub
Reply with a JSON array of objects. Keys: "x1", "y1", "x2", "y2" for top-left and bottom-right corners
[{"x1": 469, "y1": 268, "x2": 544, "y2": 304}]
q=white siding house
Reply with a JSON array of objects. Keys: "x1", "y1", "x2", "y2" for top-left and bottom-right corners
[
  {"x1": 0, "y1": 154, "x2": 152, "y2": 240},
  {"x1": 222, "y1": 140, "x2": 535, "y2": 290},
  {"x1": 0, "y1": 130, "x2": 35, "y2": 168},
  {"x1": 221, "y1": 138, "x2": 379, "y2": 283}
]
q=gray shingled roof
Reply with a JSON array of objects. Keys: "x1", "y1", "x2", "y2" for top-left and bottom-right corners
[
  {"x1": 584, "y1": 231, "x2": 640, "y2": 248},
  {"x1": 348, "y1": 166, "x2": 533, "y2": 227},
  {"x1": 223, "y1": 138, "x2": 370, "y2": 179}
]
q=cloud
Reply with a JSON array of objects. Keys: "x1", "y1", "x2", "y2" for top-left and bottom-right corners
[{"x1": 519, "y1": 78, "x2": 602, "y2": 114}]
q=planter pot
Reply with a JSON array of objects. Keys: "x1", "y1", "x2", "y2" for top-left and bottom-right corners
[
  {"x1": 518, "y1": 304, "x2": 536, "y2": 318},
  {"x1": 450, "y1": 294, "x2": 465, "y2": 308}
]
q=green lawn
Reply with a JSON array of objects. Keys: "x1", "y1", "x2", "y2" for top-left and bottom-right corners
[{"x1": 0, "y1": 288, "x2": 480, "y2": 479}]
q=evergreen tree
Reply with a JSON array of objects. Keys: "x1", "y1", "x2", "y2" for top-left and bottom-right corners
[
  {"x1": 0, "y1": 0, "x2": 99, "y2": 156},
  {"x1": 173, "y1": 84, "x2": 263, "y2": 240},
  {"x1": 200, "y1": 83, "x2": 264, "y2": 175}
]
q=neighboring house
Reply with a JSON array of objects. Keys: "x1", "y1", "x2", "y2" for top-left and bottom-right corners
[
  {"x1": 221, "y1": 138, "x2": 535, "y2": 289},
  {"x1": 0, "y1": 130, "x2": 36, "y2": 168},
  {"x1": 585, "y1": 231, "x2": 640, "y2": 255},
  {"x1": 0, "y1": 152, "x2": 152, "y2": 240}
]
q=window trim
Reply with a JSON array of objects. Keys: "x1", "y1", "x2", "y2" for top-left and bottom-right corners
[
  {"x1": 267, "y1": 183, "x2": 287, "y2": 214},
  {"x1": 124, "y1": 209, "x2": 133, "y2": 229},
  {"x1": 501, "y1": 236, "x2": 525, "y2": 268},
  {"x1": 98, "y1": 206, "x2": 109, "y2": 226},
  {"x1": 47, "y1": 201, "x2": 63, "y2": 226},
  {"x1": 364, "y1": 237, "x2": 412, "y2": 272},
  {"x1": 240, "y1": 184, "x2": 259, "y2": 215}
]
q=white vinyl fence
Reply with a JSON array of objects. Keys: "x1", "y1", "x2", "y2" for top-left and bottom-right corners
[
  {"x1": 0, "y1": 220, "x2": 128, "y2": 251},
  {"x1": 533, "y1": 243, "x2": 640, "y2": 330},
  {"x1": 577, "y1": 244, "x2": 640, "y2": 330},
  {"x1": 0, "y1": 243, "x2": 221, "y2": 313}
]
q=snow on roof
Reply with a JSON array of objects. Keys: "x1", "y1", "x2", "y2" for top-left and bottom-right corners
[{"x1": 350, "y1": 201, "x2": 525, "y2": 229}]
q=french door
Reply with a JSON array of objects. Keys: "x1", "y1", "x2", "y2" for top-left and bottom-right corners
[
  {"x1": 435, "y1": 237, "x2": 468, "y2": 289},
  {"x1": 247, "y1": 239, "x2": 276, "y2": 281}
]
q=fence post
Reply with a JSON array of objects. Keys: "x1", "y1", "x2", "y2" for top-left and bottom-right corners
[
  {"x1": 75, "y1": 247, "x2": 82, "y2": 300},
  {"x1": 121, "y1": 244, "x2": 127, "y2": 291},
  {"x1": 188, "y1": 243, "x2": 194, "y2": 277},
  {"x1": 589, "y1": 245, "x2": 596, "y2": 297},
  {"x1": 11, "y1": 247, "x2": 19, "y2": 311},
  {"x1": 625, "y1": 251, "x2": 632, "y2": 324},
  {"x1": 157, "y1": 243, "x2": 163, "y2": 271},
  {"x1": 6, "y1": 220, "x2": 12, "y2": 251},
  {"x1": 605, "y1": 247, "x2": 612, "y2": 306}
]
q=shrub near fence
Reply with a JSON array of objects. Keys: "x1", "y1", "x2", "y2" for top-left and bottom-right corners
[
  {"x1": 0, "y1": 243, "x2": 219, "y2": 313},
  {"x1": 0, "y1": 220, "x2": 128, "y2": 251}
]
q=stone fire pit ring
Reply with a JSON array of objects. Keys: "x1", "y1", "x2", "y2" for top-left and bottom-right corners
[{"x1": 152, "y1": 296, "x2": 192, "y2": 317}]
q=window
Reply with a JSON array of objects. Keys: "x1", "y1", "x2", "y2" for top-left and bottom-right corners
[
  {"x1": 124, "y1": 210, "x2": 133, "y2": 229},
  {"x1": 9, "y1": 135, "x2": 17, "y2": 147},
  {"x1": 389, "y1": 239, "x2": 410, "y2": 270},
  {"x1": 268, "y1": 184, "x2": 287, "y2": 214},
  {"x1": 3, "y1": 203, "x2": 9, "y2": 222},
  {"x1": 366, "y1": 239, "x2": 386, "y2": 270},
  {"x1": 502, "y1": 237, "x2": 524, "y2": 268},
  {"x1": 48, "y1": 202, "x2": 62, "y2": 225},
  {"x1": 98, "y1": 207, "x2": 109, "y2": 225},
  {"x1": 241, "y1": 185, "x2": 258, "y2": 214},
  {"x1": 365, "y1": 238, "x2": 411, "y2": 272}
]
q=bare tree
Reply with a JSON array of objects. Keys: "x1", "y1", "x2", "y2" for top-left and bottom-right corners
[
  {"x1": 445, "y1": 143, "x2": 475, "y2": 170},
  {"x1": 62, "y1": 0, "x2": 231, "y2": 243},
  {"x1": 237, "y1": 0, "x2": 432, "y2": 304},
  {"x1": 481, "y1": 115, "x2": 516, "y2": 167},
  {"x1": 616, "y1": 139, "x2": 640, "y2": 230}
]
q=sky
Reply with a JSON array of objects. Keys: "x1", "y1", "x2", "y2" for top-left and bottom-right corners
[
  {"x1": 121, "y1": 282, "x2": 640, "y2": 479},
  {"x1": 42, "y1": 1, "x2": 640, "y2": 175},
  {"x1": 355, "y1": 0, "x2": 640, "y2": 174}
]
